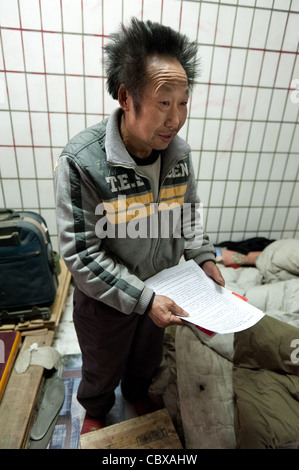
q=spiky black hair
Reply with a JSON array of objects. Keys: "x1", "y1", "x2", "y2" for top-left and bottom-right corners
[{"x1": 104, "y1": 17, "x2": 199, "y2": 114}]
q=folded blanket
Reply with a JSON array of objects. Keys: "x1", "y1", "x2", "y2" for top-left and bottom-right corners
[
  {"x1": 175, "y1": 325, "x2": 236, "y2": 449},
  {"x1": 233, "y1": 314, "x2": 299, "y2": 448},
  {"x1": 256, "y1": 239, "x2": 299, "y2": 283}
]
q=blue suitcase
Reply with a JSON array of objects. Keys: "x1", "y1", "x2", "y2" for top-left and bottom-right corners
[{"x1": 0, "y1": 209, "x2": 59, "y2": 325}]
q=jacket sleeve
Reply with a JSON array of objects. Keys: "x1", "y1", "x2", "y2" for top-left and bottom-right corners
[
  {"x1": 183, "y1": 155, "x2": 216, "y2": 266},
  {"x1": 54, "y1": 154, "x2": 154, "y2": 315}
]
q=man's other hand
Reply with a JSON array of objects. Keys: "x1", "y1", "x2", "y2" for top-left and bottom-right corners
[{"x1": 201, "y1": 260, "x2": 225, "y2": 287}]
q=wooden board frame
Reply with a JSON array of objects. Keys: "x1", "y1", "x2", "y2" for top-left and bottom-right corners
[{"x1": 0, "y1": 330, "x2": 55, "y2": 449}]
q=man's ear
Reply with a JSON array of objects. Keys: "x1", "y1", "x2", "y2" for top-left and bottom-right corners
[{"x1": 118, "y1": 84, "x2": 130, "y2": 111}]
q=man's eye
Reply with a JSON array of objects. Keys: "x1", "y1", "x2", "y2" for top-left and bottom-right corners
[{"x1": 160, "y1": 101, "x2": 169, "y2": 106}]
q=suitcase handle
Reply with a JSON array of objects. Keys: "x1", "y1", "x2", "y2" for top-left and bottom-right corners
[
  {"x1": 0, "y1": 229, "x2": 20, "y2": 246},
  {"x1": 0, "y1": 209, "x2": 20, "y2": 221},
  {"x1": 0, "y1": 211, "x2": 21, "y2": 246}
]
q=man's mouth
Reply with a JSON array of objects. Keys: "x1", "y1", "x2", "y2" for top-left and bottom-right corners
[{"x1": 158, "y1": 133, "x2": 174, "y2": 143}]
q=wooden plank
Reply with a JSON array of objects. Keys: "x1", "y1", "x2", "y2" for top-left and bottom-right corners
[
  {"x1": 50, "y1": 259, "x2": 72, "y2": 328},
  {"x1": 0, "y1": 330, "x2": 54, "y2": 449},
  {"x1": 80, "y1": 409, "x2": 183, "y2": 450}
]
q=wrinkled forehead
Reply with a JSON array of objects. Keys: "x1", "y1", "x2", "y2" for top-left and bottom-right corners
[{"x1": 146, "y1": 55, "x2": 189, "y2": 95}]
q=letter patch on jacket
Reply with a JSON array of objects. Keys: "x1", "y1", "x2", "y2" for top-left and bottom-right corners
[{"x1": 105, "y1": 173, "x2": 145, "y2": 193}]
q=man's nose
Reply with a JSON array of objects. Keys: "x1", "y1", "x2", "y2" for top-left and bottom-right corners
[{"x1": 165, "y1": 105, "x2": 180, "y2": 129}]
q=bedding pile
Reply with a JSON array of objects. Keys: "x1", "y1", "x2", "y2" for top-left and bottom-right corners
[{"x1": 151, "y1": 239, "x2": 299, "y2": 449}]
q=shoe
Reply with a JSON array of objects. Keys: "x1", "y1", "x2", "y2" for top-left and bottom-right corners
[
  {"x1": 80, "y1": 413, "x2": 106, "y2": 435},
  {"x1": 131, "y1": 396, "x2": 164, "y2": 417}
]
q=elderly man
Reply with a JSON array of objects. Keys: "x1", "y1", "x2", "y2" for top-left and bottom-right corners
[{"x1": 54, "y1": 18, "x2": 224, "y2": 420}]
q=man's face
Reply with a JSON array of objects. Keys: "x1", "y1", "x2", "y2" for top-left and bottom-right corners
[{"x1": 121, "y1": 55, "x2": 189, "y2": 158}]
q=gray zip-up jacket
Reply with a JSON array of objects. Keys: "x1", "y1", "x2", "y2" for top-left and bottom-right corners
[{"x1": 54, "y1": 108, "x2": 216, "y2": 315}]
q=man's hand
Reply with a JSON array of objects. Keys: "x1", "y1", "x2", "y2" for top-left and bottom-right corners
[
  {"x1": 147, "y1": 294, "x2": 189, "y2": 328},
  {"x1": 201, "y1": 260, "x2": 225, "y2": 287},
  {"x1": 147, "y1": 262, "x2": 224, "y2": 328}
]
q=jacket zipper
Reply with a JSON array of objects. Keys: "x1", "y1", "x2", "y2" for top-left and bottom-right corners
[{"x1": 151, "y1": 154, "x2": 188, "y2": 273}]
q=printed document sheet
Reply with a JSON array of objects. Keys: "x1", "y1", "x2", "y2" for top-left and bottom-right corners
[{"x1": 145, "y1": 260, "x2": 264, "y2": 334}]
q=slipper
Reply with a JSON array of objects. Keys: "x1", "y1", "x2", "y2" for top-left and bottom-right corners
[
  {"x1": 15, "y1": 344, "x2": 61, "y2": 374},
  {"x1": 29, "y1": 413, "x2": 59, "y2": 449},
  {"x1": 30, "y1": 376, "x2": 65, "y2": 441}
]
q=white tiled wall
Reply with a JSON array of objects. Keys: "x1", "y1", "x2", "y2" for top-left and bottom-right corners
[{"x1": 0, "y1": 0, "x2": 298, "y2": 251}]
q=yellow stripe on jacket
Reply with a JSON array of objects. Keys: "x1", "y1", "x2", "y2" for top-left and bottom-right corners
[{"x1": 102, "y1": 183, "x2": 187, "y2": 224}]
